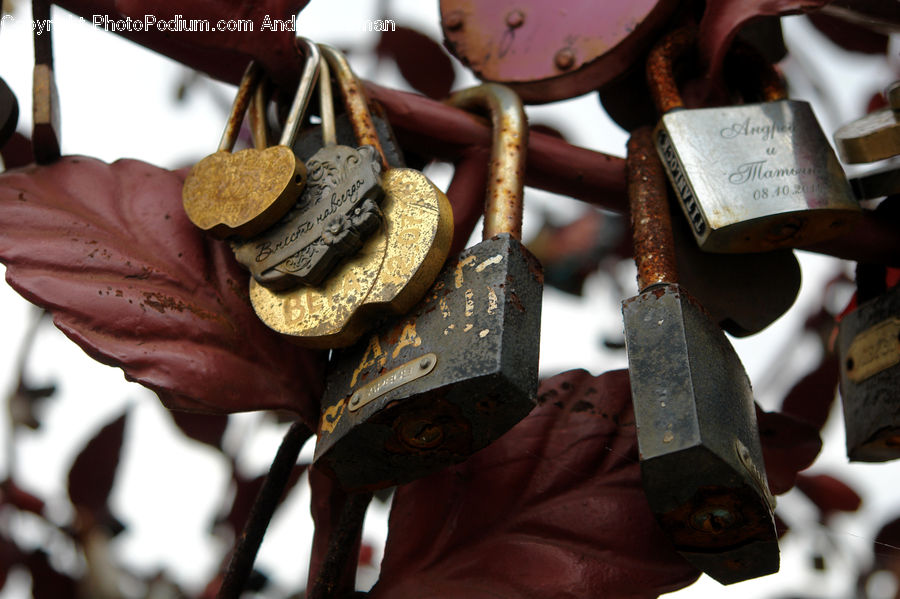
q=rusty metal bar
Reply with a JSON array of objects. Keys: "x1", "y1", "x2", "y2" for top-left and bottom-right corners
[
  {"x1": 446, "y1": 84, "x2": 527, "y2": 240},
  {"x1": 319, "y1": 44, "x2": 389, "y2": 172},
  {"x1": 218, "y1": 62, "x2": 262, "y2": 152},
  {"x1": 307, "y1": 492, "x2": 372, "y2": 599},
  {"x1": 216, "y1": 421, "x2": 311, "y2": 599},
  {"x1": 627, "y1": 126, "x2": 678, "y2": 290}
]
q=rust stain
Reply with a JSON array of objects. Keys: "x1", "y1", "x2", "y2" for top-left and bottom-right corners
[{"x1": 626, "y1": 127, "x2": 677, "y2": 289}]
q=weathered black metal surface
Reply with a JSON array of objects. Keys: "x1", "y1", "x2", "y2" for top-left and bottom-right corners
[
  {"x1": 622, "y1": 283, "x2": 779, "y2": 585},
  {"x1": 293, "y1": 112, "x2": 406, "y2": 169},
  {"x1": 314, "y1": 233, "x2": 543, "y2": 491},
  {"x1": 839, "y1": 284, "x2": 900, "y2": 462}
]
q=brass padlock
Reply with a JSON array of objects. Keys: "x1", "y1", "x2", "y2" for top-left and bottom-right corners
[
  {"x1": 649, "y1": 26, "x2": 860, "y2": 253},
  {"x1": 248, "y1": 44, "x2": 453, "y2": 348},
  {"x1": 313, "y1": 84, "x2": 542, "y2": 491},
  {"x1": 181, "y1": 38, "x2": 317, "y2": 239},
  {"x1": 834, "y1": 81, "x2": 900, "y2": 164},
  {"x1": 622, "y1": 127, "x2": 778, "y2": 584},
  {"x1": 839, "y1": 260, "x2": 900, "y2": 462}
]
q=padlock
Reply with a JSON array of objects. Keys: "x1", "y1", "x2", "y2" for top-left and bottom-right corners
[
  {"x1": 622, "y1": 126, "x2": 778, "y2": 584},
  {"x1": 233, "y1": 52, "x2": 385, "y2": 289},
  {"x1": 313, "y1": 83, "x2": 542, "y2": 491},
  {"x1": 181, "y1": 37, "x2": 317, "y2": 240},
  {"x1": 247, "y1": 44, "x2": 453, "y2": 348},
  {"x1": 834, "y1": 81, "x2": 900, "y2": 164},
  {"x1": 32, "y1": 0, "x2": 60, "y2": 164},
  {"x1": 839, "y1": 262, "x2": 900, "y2": 462},
  {"x1": 649, "y1": 26, "x2": 860, "y2": 253}
]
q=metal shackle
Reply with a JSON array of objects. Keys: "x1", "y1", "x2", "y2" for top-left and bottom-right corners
[
  {"x1": 627, "y1": 126, "x2": 678, "y2": 291},
  {"x1": 318, "y1": 43, "x2": 390, "y2": 172},
  {"x1": 646, "y1": 25, "x2": 785, "y2": 115},
  {"x1": 445, "y1": 83, "x2": 528, "y2": 241}
]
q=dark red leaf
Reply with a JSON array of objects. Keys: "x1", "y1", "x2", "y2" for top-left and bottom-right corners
[
  {"x1": 756, "y1": 408, "x2": 822, "y2": 495},
  {"x1": 218, "y1": 465, "x2": 307, "y2": 536},
  {"x1": 376, "y1": 26, "x2": 456, "y2": 99},
  {"x1": 795, "y1": 473, "x2": 862, "y2": 517},
  {"x1": 698, "y1": 0, "x2": 830, "y2": 79},
  {"x1": 57, "y1": 0, "x2": 309, "y2": 87},
  {"x1": 780, "y1": 354, "x2": 840, "y2": 431},
  {"x1": 67, "y1": 411, "x2": 127, "y2": 517},
  {"x1": 807, "y1": 12, "x2": 889, "y2": 54},
  {"x1": 0, "y1": 157, "x2": 325, "y2": 421},
  {"x1": 170, "y1": 411, "x2": 229, "y2": 449},
  {"x1": 26, "y1": 550, "x2": 77, "y2": 599},
  {"x1": 1, "y1": 479, "x2": 45, "y2": 516},
  {"x1": 774, "y1": 511, "x2": 790, "y2": 539},
  {"x1": 0, "y1": 535, "x2": 23, "y2": 591},
  {"x1": 0, "y1": 132, "x2": 34, "y2": 170},
  {"x1": 370, "y1": 369, "x2": 700, "y2": 599}
]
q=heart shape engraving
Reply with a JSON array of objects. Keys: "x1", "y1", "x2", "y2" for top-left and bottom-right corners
[{"x1": 182, "y1": 146, "x2": 307, "y2": 239}]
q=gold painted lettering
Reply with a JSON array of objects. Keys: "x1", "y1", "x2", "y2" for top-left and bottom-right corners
[
  {"x1": 392, "y1": 322, "x2": 423, "y2": 358},
  {"x1": 350, "y1": 335, "x2": 387, "y2": 387}
]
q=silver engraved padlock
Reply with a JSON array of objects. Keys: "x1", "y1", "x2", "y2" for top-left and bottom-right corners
[{"x1": 649, "y1": 26, "x2": 860, "y2": 253}]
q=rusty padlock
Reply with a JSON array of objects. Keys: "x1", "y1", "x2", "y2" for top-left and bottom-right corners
[
  {"x1": 622, "y1": 127, "x2": 778, "y2": 584},
  {"x1": 313, "y1": 83, "x2": 542, "y2": 490},
  {"x1": 248, "y1": 44, "x2": 453, "y2": 348},
  {"x1": 649, "y1": 26, "x2": 859, "y2": 253},
  {"x1": 839, "y1": 221, "x2": 900, "y2": 462}
]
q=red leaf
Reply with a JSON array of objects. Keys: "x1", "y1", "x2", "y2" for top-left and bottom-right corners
[
  {"x1": 376, "y1": 26, "x2": 456, "y2": 99},
  {"x1": 780, "y1": 354, "x2": 840, "y2": 431},
  {"x1": 26, "y1": 550, "x2": 78, "y2": 599},
  {"x1": 698, "y1": 0, "x2": 830, "y2": 79},
  {"x1": 0, "y1": 536, "x2": 23, "y2": 591},
  {"x1": 0, "y1": 157, "x2": 325, "y2": 420},
  {"x1": 170, "y1": 411, "x2": 229, "y2": 449},
  {"x1": 67, "y1": 411, "x2": 127, "y2": 517},
  {"x1": 795, "y1": 473, "x2": 862, "y2": 517},
  {"x1": 1, "y1": 480, "x2": 46, "y2": 516},
  {"x1": 756, "y1": 408, "x2": 822, "y2": 495},
  {"x1": 807, "y1": 12, "x2": 889, "y2": 54},
  {"x1": 874, "y1": 514, "x2": 900, "y2": 568},
  {"x1": 370, "y1": 369, "x2": 700, "y2": 599},
  {"x1": 58, "y1": 0, "x2": 309, "y2": 86}
]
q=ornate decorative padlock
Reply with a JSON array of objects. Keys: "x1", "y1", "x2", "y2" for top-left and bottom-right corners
[
  {"x1": 622, "y1": 127, "x2": 778, "y2": 584},
  {"x1": 233, "y1": 53, "x2": 385, "y2": 289},
  {"x1": 313, "y1": 84, "x2": 542, "y2": 491},
  {"x1": 181, "y1": 38, "x2": 318, "y2": 240},
  {"x1": 248, "y1": 44, "x2": 454, "y2": 348},
  {"x1": 839, "y1": 261, "x2": 900, "y2": 462},
  {"x1": 649, "y1": 26, "x2": 860, "y2": 253}
]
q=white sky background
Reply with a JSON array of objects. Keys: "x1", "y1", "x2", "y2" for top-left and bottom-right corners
[{"x1": 0, "y1": 0, "x2": 897, "y2": 597}]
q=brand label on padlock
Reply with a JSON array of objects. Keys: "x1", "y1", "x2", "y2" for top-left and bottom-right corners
[
  {"x1": 655, "y1": 100, "x2": 858, "y2": 252},
  {"x1": 846, "y1": 317, "x2": 900, "y2": 383}
]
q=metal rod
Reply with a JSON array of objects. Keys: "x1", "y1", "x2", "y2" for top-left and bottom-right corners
[
  {"x1": 627, "y1": 126, "x2": 678, "y2": 290},
  {"x1": 317, "y1": 54, "x2": 336, "y2": 148},
  {"x1": 446, "y1": 83, "x2": 527, "y2": 241},
  {"x1": 279, "y1": 37, "x2": 320, "y2": 147},
  {"x1": 307, "y1": 492, "x2": 372, "y2": 599},
  {"x1": 216, "y1": 421, "x2": 311, "y2": 599},
  {"x1": 218, "y1": 62, "x2": 262, "y2": 153}
]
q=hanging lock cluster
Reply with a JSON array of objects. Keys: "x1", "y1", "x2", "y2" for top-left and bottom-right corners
[{"x1": 182, "y1": 37, "x2": 454, "y2": 349}]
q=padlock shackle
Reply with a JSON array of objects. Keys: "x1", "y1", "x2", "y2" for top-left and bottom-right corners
[
  {"x1": 647, "y1": 26, "x2": 785, "y2": 115},
  {"x1": 627, "y1": 127, "x2": 678, "y2": 290},
  {"x1": 319, "y1": 44, "x2": 390, "y2": 172},
  {"x1": 446, "y1": 84, "x2": 528, "y2": 240},
  {"x1": 279, "y1": 37, "x2": 321, "y2": 148},
  {"x1": 249, "y1": 77, "x2": 271, "y2": 150},
  {"x1": 317, "y1": 54, "x2": 337, "y2": 147},
  {"x1": 217, "y1": 61, "x2": 262, "y2": 152}
]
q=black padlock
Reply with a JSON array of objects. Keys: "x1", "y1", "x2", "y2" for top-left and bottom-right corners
[
  {"x1": 839, "y1": 261, "x2": 900, "y2": 462},
  {"x1": 314, "y1": 83, "x2": 542, "y2": 491},
  {"x1": 622, "y1": 127, "x2": 779, "y2": 584}
]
